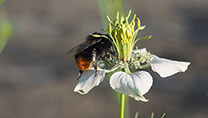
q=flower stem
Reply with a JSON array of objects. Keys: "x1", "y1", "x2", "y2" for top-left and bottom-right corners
[
  {"x1": 120, "y1": 93, "x2": 126, "y2": 118},
  {"x1": 124, "y1": 62, "x2": 131, "y2": 74}
]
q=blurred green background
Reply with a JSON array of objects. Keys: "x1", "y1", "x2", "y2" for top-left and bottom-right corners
[
  {"x1": 0, "y1": 16, "x2": 12, "y2": 54},
  {"x1": 0, "y1": 0, "x2": 207, "y2": 118}
]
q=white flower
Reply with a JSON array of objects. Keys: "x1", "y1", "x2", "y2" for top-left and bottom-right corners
[{"x1": 74, "y1": 48, "x2": 190, "y2": 102}]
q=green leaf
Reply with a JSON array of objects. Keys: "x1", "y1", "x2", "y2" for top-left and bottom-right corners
[
  {"x1": 151, "y1": 112, "x2": 154, "y2": 118},
  {"x1": 143, "y1": 35, "x2": 152, "y2": 40},
  {"x1": 0, "y1": 0, "x2": 6, "y2": 5},
  {"x1": 134, "y1": 112, "x2": 138, "y2": 118},
  {"x1": 97, "y1": 0, "x2": 123, "y2": 29},
  {"x1": 0, "y1": 17, "x2": 13, "y2": 54},
  {"x1": 161, "y1": 113, "x2": 166, "y2": 118}
]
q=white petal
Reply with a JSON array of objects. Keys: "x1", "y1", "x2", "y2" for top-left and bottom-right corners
[
  {"x1": 150, "y1": 55, "x2": 191, "y2": 78},
  {"x1": 74, "y1": 70, "x2": 105, "y2": 95},
  {"x1": 110, "y1": 71, "x2": 153, "y2": 102},
  {"x1": 132, "y1": 48, "x2": 147, "y2": 53}
]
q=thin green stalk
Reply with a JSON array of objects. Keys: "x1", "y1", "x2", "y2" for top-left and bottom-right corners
[{"x1": 120, "y1": 93, "x2": 126, "y2": 118}]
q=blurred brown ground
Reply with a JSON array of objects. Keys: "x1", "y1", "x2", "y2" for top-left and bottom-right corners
[{"x1": 0, "y1": 0, "x2": 208, "y2": 118}]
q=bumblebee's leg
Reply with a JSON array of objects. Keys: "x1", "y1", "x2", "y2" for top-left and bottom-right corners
[
  {"x1": 93, "y1": 63, "x2": 97, "y2": 77},
  {"x1": 92, "y1": 49, "x2": 97, "y2": 77},
  {"x1": 77, "y1": 70, "x2": 83, "y2": 80},
  {"x1": 107, "y1": 50, "x2": 119, "y2": 60},
  {"x1": 104, "y1": 52, "x2": 111, "y2": 59}
]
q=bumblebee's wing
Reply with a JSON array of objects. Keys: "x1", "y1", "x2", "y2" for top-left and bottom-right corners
[
  {"x1": 65, "y1": 43, "x2": 82, "y2": 57},
  {"x1": 65, "y1": 39, "x2": 102, "y2": 57}
]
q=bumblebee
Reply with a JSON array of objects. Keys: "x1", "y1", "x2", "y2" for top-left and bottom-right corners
[{"x1": 66, "y1": 32, "x2": 113, "y2": 79}]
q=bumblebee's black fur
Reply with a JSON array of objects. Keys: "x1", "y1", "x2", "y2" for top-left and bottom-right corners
[{"x1": 75, "y1": 32, "x2": 112, "y2": 61}]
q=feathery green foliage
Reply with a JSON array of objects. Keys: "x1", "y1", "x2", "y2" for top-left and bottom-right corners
[
  {"x1": 0, "y1": 0, "x2": 6, "y2": 6},
  {"x1": 0, "y1": 17, "x2": 12, "y2": 54}
]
